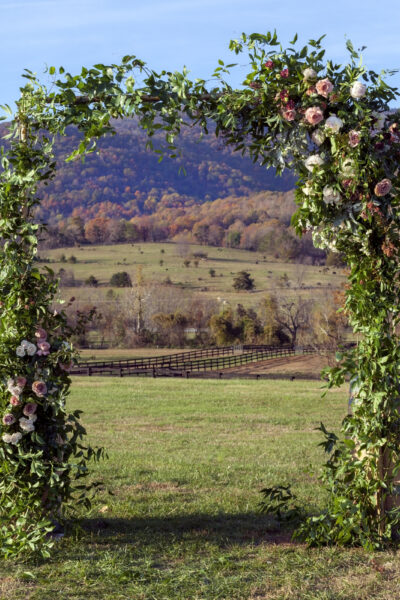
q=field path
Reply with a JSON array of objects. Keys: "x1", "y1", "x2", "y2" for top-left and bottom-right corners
[{"x1": 221, "y1": 353, "x2": 326, "y2": 377}]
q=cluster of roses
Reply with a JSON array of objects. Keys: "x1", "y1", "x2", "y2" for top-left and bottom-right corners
[
  {"x1": 16, "y1": 328, "x2": 50, "y2": 358},
  {"x1": 1, "y1": 377, "x2": 46, "y2": 445},
  {"x1": 261, "y1": 60, "x2": 400, "y2": 255},
  {"x1": 2, "y1": 328, "x2": 50, "y2": 446}
]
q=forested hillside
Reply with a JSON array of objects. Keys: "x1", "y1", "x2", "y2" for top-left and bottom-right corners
[
  {"x1": 1, "y1": 119, "x2": 295, "y2": 223},
  {"x1": 0, "y1": 119, "x2": 326, "y2": 259}
]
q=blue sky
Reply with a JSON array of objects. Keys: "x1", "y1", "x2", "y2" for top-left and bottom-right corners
[{"x1": 1, "y1": 0, "x2": 400, "y2": 109}]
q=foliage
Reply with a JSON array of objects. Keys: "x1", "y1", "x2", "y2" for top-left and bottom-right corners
[
  {"x1": 233, "y1": 270, "x2": 255, "y2": 290},
  {"x1": 109, "y1": 271, "x2": 132, "y2": 287},
  {"x1": 85, "y1": 274, "x2": 98, "y2": 287},
  {"x1": 0, "y1": 110, "x2": 105, "y2": 557},
  {"x1": 209, "y1": 304, "x2": 265, "y2": 345}
]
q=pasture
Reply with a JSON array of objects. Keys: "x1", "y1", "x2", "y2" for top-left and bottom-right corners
[
  {"x1": 42, "y1": 242, "x2": 347, "y2": 310},
  {"x1": 2, "y1": 377, "x2": 399, "y2": 600}
]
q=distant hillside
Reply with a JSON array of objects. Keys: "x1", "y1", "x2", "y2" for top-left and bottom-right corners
[{"x1": 0, "y1": 119, "x2": 295, "y2": 223}]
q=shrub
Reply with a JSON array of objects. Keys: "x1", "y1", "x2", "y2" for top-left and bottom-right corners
[
  {"x1": 233, "y1": 271, "x2": 255, "y2": 291},
  {"x1": 109, "y1": 271, "x2": 132, "y2": 287},
  {"x1": 85, "y1": 275, "x2": 99, "y2": 287}
]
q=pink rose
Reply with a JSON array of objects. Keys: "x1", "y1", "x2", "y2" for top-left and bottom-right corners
[
  {"x1": 305, "y1": 106, "x2": 324, "y2": 125},
  {"x1": 32, "y1": 381, "x2": 47, "y2": 397},
  {"x1": 264, "y1": 60, "x2": 274, "y2": 69},
  {"x1": 374, "y1": 179, "x2": 392, "y2": 197},
  {"x1": 282, "y1": 108, "x2": 296, "y2": 121},
  {"x1": 306, "y1": 85, "x2": 317, "y2": 96},
  {"x1": 60, "y1": 362, "x2": 73, "y2": 372},
  {"x1": 348, "y1": 130, "x2": 361, "y2": 148},
  {"x1": 37, "y1": 341, "x2": 50, "y2": 356},
  {"x1": 35, "y1": 328, "x2": 47, "y2": 340},
  {"x1": 16, "y1": 377, "x2": 26, "y2": 388},
  {"x1": 3, "y1": 414, "x2": 16, "y2": 426},
  {"x1": 342, "y1": 179, "x2": 354, "y2": 190},
  {"x1": 10, "y1": 396, "x2": 20, "y2": 406},
  {"x1": 23, "y1": 403, "x2": 37, "y2": 416},
  {"x1": 316, "y1": 78, "x2": 333, "y2": 98},
  {"x1": 280, "y1": 68, "x2": 289, "y2": 78}
]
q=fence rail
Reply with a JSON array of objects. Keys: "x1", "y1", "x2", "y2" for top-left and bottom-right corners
[{"x1": 71, "y1": 344, "x2": 316, "y2": 377}]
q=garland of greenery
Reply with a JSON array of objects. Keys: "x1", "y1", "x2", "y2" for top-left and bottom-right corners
[{"x1": 1, "y1": 31, "x2": 400, "y2": 556}]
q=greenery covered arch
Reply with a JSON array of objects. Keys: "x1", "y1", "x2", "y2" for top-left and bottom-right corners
[{"x1": 1, "y1": 32, "x2": 400, "y2": 556}]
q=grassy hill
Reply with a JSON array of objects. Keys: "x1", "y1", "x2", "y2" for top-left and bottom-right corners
[{"x1": 43, "y1": 241, "x2": 346, "y2": 311}]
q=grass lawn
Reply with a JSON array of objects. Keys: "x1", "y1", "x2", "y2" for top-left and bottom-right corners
[{"x1": 1, "y1": 378, "x2": 399, "y2": 599}]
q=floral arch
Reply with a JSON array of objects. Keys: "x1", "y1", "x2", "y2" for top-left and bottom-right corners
[{"x1": 1, "y1": 32, "x2": 400, "y2": 556}]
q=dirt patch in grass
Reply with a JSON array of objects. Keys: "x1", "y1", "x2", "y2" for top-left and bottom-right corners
[
  {"x1": 134, "y1": 424, "x2": 193, "y2": 433},
  {"x1": 225, "y1": 354, "x2": 329, "y2": 377},
  {"x1": 120, "y1": 481, "x2": 193, "y2": 494},
  {"x1": 0, "y1": 577, "x2": 33, "y2": 600}
]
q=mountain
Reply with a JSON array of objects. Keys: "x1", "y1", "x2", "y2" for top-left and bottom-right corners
[{"x1": 0, "y1": 119, "x2": 296, "y2": 223}]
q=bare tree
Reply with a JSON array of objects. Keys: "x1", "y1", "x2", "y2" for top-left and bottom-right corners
[{"x1": 274, "y1": 294, "x2": 313, "y2": 347}]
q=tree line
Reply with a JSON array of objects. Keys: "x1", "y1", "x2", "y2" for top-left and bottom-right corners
[
  {"x1": 39, "y1": 192, "x2": 337, "y2": 264},
  {"x1": 66, "y1": 280, "x2": 347, "y2": 353}
]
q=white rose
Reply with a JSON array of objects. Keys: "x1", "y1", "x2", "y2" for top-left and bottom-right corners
[
  {"x1": 7, "y1": 380, "x2": 23, "y2": 396},
  {"x1": 2, "y1": 434, "x2": 12, "y2": 444},
  {"x1": 304, "y1": 154, "x2": 324, "y2": 172},
  {"x1": 325, "y1": 114, "x2": 343, "y2": 133},
  {"x1": 10, "y1": 432, "x2": 22, "y2": 445},
  {"x1": 16, "y1": 346, "x2": 25, "y2": 357},
  {"x1": 303, "y1": 67, "x2": 317, "y2": 81},
  {"x1": 26, "y1": 343, "x2": 37, "y2": 356},
  {"x1": 311, "y1": 129, "x2": 326, "y2": 146},
  {"x1": 323, "y1": 186, "x2": 341, "y2": 205},
  {"x1": 371, "y1": 111, "x2": 386, "y2": 130},
  {"x1": 350, "y1": 81, "x2": 367, "y2": 99},
  {"x1": 19, "y1": 417, "x2": 35, "y2": 432},
  {"x1": 340, "y1": 159, "x2": 356, "y2": 178}
]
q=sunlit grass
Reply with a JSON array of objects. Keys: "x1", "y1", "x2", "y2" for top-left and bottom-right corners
[{"x1": 2, "y1": 378, "x2": 399, "y2": 600}]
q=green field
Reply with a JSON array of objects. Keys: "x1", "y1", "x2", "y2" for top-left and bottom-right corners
[
  {"x1": 42, "y1": 242, "x2": 346, "y2": 310},
  {"x1": 2, "y1": 377, "x2": 399, "y2": 600}
]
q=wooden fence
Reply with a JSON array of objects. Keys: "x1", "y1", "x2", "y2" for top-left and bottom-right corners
[{"x1": 71, "y1": 344, "x2": 315, "y2": 378}]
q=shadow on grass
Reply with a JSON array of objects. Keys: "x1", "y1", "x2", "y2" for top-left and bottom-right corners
[{"x1": 79, "y1": 511, "x2": 299, "y2": 547}]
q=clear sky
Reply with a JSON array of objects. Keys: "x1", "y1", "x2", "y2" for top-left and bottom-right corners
[{"x1": 1, "y1": 0, "x2": 400, "y2": 110}]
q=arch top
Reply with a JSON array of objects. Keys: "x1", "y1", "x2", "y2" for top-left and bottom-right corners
[{"x1": 9, "y1": 30, "x2": 400, "y2": 264}]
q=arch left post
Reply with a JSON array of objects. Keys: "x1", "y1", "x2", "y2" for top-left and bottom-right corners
[{"x1": 0, "y1": 86, "x2": 103, "y2": 559}]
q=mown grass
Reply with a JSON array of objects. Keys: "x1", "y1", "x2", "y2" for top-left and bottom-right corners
[
  {"x1": 1, "y1": 377, "x2": 399, "y2": 600},
  {"x1": 43, "y1": 241, "x2": 346, "y2": 310}
]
